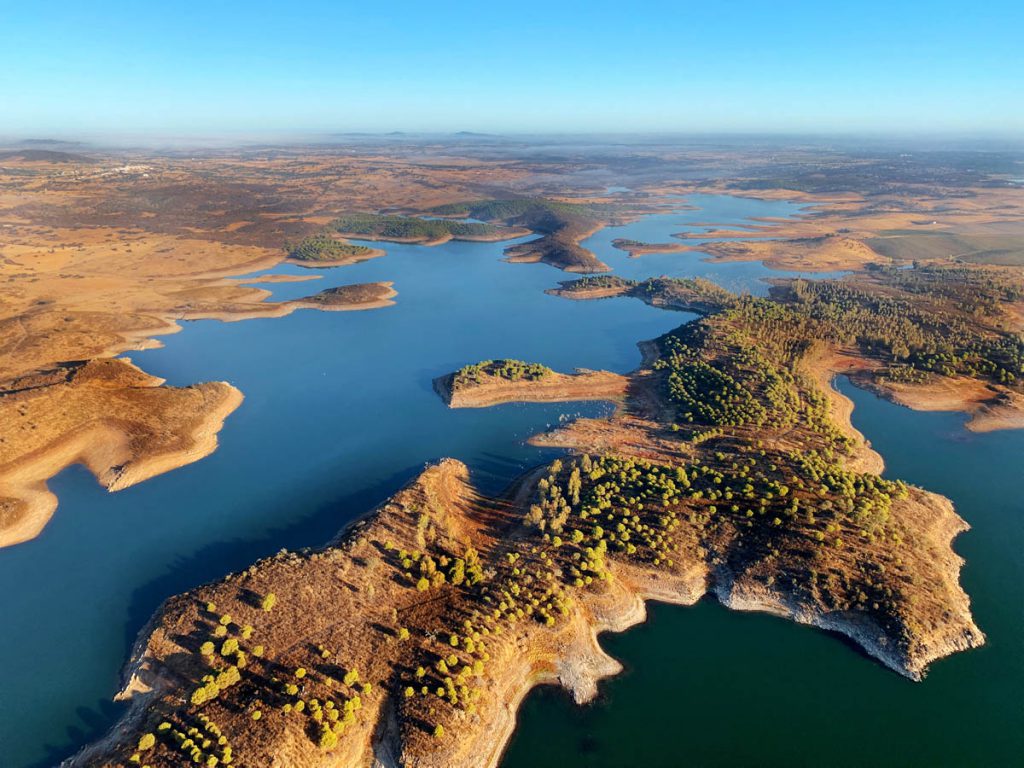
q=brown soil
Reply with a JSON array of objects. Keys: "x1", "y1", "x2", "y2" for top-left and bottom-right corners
[
  {"x1": 434, "y1": 369, "x2": 628, "y2": 408},
  {"x1": 285, "y1": 246, "x2": 386, "y2": 268},
  {"x1": 852, "y1": 370, "x2": 1024, "y2": 433},
  {"x1": 680, "y1": 235, "x2": 887, "y2": 272},
  {"x1": 0, "y1": 358, "x2": 242, "y2": 548},
  {"x1": 503, "y1": 222, "x2": 610, "y2": 273},
  {"x1": 334, "y1": 228, "x2": 530, "y2": 246}
]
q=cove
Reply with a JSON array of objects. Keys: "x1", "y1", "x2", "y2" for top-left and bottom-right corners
[
  {"x1": 501, "y1": 377, "x2": 1024, "y2": 767},
  {"x1": 3, "y1": 194, "x2": 858, "y2": 768}
]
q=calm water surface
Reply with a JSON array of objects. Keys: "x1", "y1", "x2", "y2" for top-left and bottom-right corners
[
  {"x1": 502, "y1": 378, "x2": 1024, "y2": 767},
  {"x1": 4, "y1": 195, "x2": 1008, "y2": 768}
]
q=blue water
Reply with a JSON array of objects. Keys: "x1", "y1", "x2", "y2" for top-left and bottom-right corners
[
  {"x1": 502, "y1": 379, "x2": 1024, "y2": 766},
  {"x1": 0, "y1": 194, "x2": 887, "y2": 768}
]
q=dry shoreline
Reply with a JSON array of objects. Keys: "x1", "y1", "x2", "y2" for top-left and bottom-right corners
[
  {"x1": 434, "y1": 368, "x2": 628, "y2": 409},
  {"x1": 0, "y1": 361, "x2": 244, "y2": 549},
  {"x1": 503, "y1": 221, "x2": 610, "y2": 273},
  {"x1": 851, "y1": 371, "x2": 1024, "y2": 433},
  {"x1": 68, "y1": 449, "x2": 981, "y2": 768},
  {"x1": 285, "y1": 246, "x2": 387, "y2": 269},
  {"x1": 0, "y1": 281, "x2": 397, "y2": 548},
  {"x1": 552, "y1": 281, "x2": 1024, "y2": 437}
]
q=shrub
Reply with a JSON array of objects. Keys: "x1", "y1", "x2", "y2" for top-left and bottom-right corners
[{"x1": 220, "y1": 639, "x2": 239, "y2": 657}]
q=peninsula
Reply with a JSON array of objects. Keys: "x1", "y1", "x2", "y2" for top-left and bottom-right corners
[
  {"x1": 63, "y1": 257, "x2": 1024, "y2": 768},
  {"x1": 434, "y1": 359, "x2": 627, "y2": 408}
]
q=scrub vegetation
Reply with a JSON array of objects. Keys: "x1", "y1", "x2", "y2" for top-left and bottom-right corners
[
  {"x1": 452, "y1": 359, "x2": 552, "y2": 388},
  {"x1": 286, "y1": 233, "x2": 376, "y2": 262},
  {"x1": 331, "y1": 213, "x2": 502, "y2": 242}
]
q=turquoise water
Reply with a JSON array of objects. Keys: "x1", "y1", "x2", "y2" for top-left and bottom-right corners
[
  {"x1": 0, "y1": 194, "x2": 948, "y2": 768},
  {"x1": 501, "y1": 378, "x2": 1024, "y2": 767}
]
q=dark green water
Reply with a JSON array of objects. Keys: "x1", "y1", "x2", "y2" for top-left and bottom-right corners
[
  {"x1": 501, "y1": 379, "x2": 1024, "y2": 767},
  {"x1": 3, "y1": 193, "x2": 1009, "y2": 768}
]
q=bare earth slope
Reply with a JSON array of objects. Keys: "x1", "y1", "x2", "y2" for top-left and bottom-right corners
[
  {"x1": 434, "y1": 368, "x2": 627, "y2": 408},
  {"x1": 0, "y1": 358, "x2": 242, "y2": 548}
]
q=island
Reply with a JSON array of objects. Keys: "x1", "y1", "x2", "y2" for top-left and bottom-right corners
[
  {"x1": 433, "y1": 359, "x2": 627, "y2": 408},
  {"x1": 63, "y1": 260, "x2": 1024, "y2": 768},
  {"x1": 286, "y1": 282, "x2": 397, "y2": 313},
  {"x1": 285, "y1": 233, "x2": 385, "y2": 268}
]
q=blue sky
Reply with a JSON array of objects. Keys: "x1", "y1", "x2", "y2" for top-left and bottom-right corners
[{"x1": 1, "y1": 0, "x2": 1021, "y2": 137}]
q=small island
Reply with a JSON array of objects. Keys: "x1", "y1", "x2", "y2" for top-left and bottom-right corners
[
  {"x1": 434, "y1": 359, "x2": 627, "y2": 408},
  {"x1": 287, "y1": 282, "x2": 397, "y2": 312},
  {"x1": 545, "y1": 274, "x2": 637, "y2": 299},
  {"x1": 285, "y1": 233, "x2": 384, "y2": 268}
]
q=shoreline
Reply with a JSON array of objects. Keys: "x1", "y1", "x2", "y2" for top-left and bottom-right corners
[
  {"x1": 849, "y1": 371, "x2": 1024, "y2": 433},
  {"x1": 285, "y1": 246, "x2": 386, "y2": 268},
  {"x1": 503, "y1": 221, "x2": 610, "y2": 273},
  {"x1": 0, "y1": 375, "x2": 243, "y2": 549},
  {"x1": 0, "y1": 279, "x2": 397, "y2": 549},
  {"x1": 62, "y1": 289, "x2": 988, "y2": 766},
  {"x1": 434, "y1": 368, "x2": 628, "y2": 409},
  {"x1": 71, "y1": 451, "x2": 982, "y2": 768}
]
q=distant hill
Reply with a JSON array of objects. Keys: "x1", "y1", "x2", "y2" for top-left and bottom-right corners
[
  {"x1": 20, "y1": 138, "x2": 84, "y2": 147},
  {"x1": 0, "y1": 149, "x2": 96, "y2": 163}
]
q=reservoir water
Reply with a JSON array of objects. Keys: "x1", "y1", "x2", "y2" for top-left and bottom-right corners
[
  {"x1": 502, "y1": 377, "x2": 1024, "y2": 767},
  {"x1": 1, "y1": 195, "x2": 1015, "y2": 768}
]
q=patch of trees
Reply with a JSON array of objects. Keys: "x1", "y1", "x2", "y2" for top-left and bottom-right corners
[
  {"x1": 651, "y1": 317, "x2": 846, "y2": 447},
  {"x1": 556, "y1": 275, "x2": 637, "y2": 292},
  {"x1": 453, "y1": 359, "x2": 552, "y2": 388},
  {"x1": 783, "y1": 277, "x2": 1023, "y2": 386},
  {"x1": 330, "y1": 213, "x2": 499, "y2": 241},
  {"x1": 429, "y1": 198, "x2": 598, "y2": 224},
  {"x1": 286, "y1": 233, "x2": 374, "y2": 261}
]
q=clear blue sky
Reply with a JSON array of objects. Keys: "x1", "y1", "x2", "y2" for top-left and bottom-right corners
[{"x1": 1, "y1": 0, "x2": 1021, "y2": 137}]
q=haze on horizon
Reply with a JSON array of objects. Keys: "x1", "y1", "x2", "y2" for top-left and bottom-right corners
[{"x1": 2, "y1": 0, "x2": 1022, "y2": 138}]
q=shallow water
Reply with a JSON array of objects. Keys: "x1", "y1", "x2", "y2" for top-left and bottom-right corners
[{"x1": 1, "y1": 193, "x2": 985, "y2": 768}]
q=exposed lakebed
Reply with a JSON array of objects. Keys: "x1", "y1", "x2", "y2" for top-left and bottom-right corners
[{"x1": 4, "y1": 194, "x2": 1015, "y2": 768}]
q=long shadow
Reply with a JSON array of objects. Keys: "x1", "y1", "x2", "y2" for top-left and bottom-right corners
[
  {"x1": 45, "y1": 443, "x2": 568, "y2": 767},
  {"x1": 42, "y1": 463, "x2": 422, "y2": 768}
]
